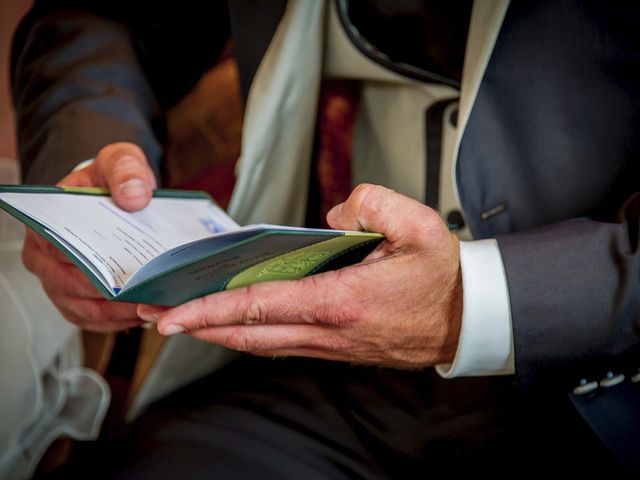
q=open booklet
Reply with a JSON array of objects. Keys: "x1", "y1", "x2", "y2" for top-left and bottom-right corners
[{"x1": 0, "y1": 185, "x2": 383, "y2": 306}]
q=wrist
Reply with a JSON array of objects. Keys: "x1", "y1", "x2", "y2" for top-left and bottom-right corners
[{"x1": 438, "y1": 266, "x2": 463, "y2": 364}]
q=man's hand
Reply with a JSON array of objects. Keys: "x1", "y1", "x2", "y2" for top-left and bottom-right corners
[
  {"x1": 139, "y1": 184, "x2": 463, "y2": 369},
  {"x1": 22, "y1": 142, "x2": 156, "y2": 332}
]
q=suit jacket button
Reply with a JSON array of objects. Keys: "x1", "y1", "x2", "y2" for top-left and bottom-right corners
[
  {"x1": 446, "y1": 210, "x2": 465, "y2": 230},
  {"x1": 599, "y1": 371, "x2": 625, "y2": 388},
  {"x1": 572, "y1": 378, "x2": 598, "y2": 395}
]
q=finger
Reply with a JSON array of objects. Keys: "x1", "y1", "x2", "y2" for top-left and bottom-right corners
[
  {"x1": 26, "y1": 229, "x2": 75, "y2": 265},
  {"x1": 326, "y1": 183, "x2": 445, "y2": 247},
  {"x1": 59, "y1": 304, "x2": 144, "y2": 332},
  {"x1": 251, "y1": 348, "x2": 353, "y2": 362},
  {"x1": 24, "y1": 240, "x2": 103, "y2": 299},
  {"x1": 145, "y1": 271, "x2": 355, "y2": 333},
  {"x1": 56, "y1": 162, "x2": 98, "y2": 188},
  {"x1": 186, "y1": 325, "x2": 376, "y2": 364},
  {"x1": 92, "y1": 143, "x2": 157, "y2": 212},
  {"x1": 182, "y1": 323, "x2": 350, "y2": 355},
  {"x1": 136, "y1": 304, "x2": 170, "y2": 322},
  {"x1": 59, "y1": 297, "x2": 143, "y2": 332}
]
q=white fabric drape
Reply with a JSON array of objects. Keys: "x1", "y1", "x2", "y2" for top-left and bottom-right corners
[
  {"x1": 0, "y1": 159, "x2": 110, "y2": 480},
  {"x1": 227, "y1": 0, "x2": 326, "y2": 227}
]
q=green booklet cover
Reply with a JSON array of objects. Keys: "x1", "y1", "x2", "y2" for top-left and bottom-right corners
[{"x1": 0, "y1": 185, "x2": 382, "y2": 306}]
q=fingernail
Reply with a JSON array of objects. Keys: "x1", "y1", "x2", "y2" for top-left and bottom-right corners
[
  {"x1": 120, "y1": 179, "x2": 149, "y2": 198},
  {"x1": 162, "y1": 324, "x2": 185, "y2": 336},
  {"x1": 138, "y1": 308, "x2": 162, "y2": 322}
]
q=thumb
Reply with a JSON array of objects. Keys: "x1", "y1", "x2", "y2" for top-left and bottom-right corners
[
  {"x1": 92, "y1": 142, "x2": 157, "y2": 212},
  {"x1": 326, "y1": 184, "x2": 447, "y2": 247}
]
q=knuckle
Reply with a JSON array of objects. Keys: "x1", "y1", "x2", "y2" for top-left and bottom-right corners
[
  {"x1": 98, "y1": 143, "x2": 150, "y2": 180},
  {"x1": 357, "y1": 185, "x2": 385, "y2": 217},
  {"x1": 223, "y1": 329, "x2": 252, "y2": 352},
  {"x1": 95, "y1": 143, "x2": 114, "y2": 160},
  {"x1": 244, "y1": 301, "x2": 266, "y2": 324},
  {"x1": 302, "y1": 274, "x2": 353, "y2": 327},
  {"x1": 351, "y1": 183, "x2": 374, "y2": 205},
  {"x1": 303, "y1": 276, "x2": 329, "y2": 321},
  {"x1": 81, "y1": 300, "x2": 107, "y2": 323},
  {"x1": 195, "y1": 297, "x2": 214, "y2": 330},
  {"x1": 241, "y1": 288, "x2": 268, "y2": 324},
  {"x1": 21, "y1": 245, "x2": 36, "y2": 273},
  {"x1": 64, "y1": 267, "x2": 91, "y2": 296},
  {"x1": 112, "y1": 154, "x2": 145, "y2": 177},
  {"x1": 113, "y1": 142, "x2": 145, "y2": 157},
  {"x1": 319, "y1": 305, "x2": 351, "y2": 327},
  {"x1": 53, "y1": 265, "x2": 80, "y2": 295},
  {"x1": 98, "y1": 142, "x2": 145, "y2": 163}
]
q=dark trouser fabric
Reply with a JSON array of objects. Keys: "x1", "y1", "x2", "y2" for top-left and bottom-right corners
[{"x1": 45, "y1": 356, "x2": 622, "y2": 479}]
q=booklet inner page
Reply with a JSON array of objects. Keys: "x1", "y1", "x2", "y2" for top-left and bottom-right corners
[
  {"x1": 125, "y1": 223, "x2": 371, "y2": 289},
  {"x1": 0, "y1": 192, "x2": 238, "y2": 293}
]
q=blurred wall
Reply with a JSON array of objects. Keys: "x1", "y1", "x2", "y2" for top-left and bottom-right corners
[{"x1": 0, "y1": 0, "x2": 32, "y2": 161}]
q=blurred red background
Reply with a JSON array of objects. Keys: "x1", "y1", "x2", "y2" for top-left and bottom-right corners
[{"x1": 0, "y1": 0, "x2": 32, "y2": 162}]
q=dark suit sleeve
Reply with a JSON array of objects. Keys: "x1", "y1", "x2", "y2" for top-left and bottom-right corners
[
  {"x1": 11, "y1": 5, "x2": 163, "y2": 184},
  {"x1": 496, "y1": 194, "x2": 640, "y2": 383}
]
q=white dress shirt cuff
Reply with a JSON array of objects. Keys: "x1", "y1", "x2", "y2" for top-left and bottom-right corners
[
  {"x1": 436, "y1": 239, "x2": 515, "y2": 378},
  {"x1": 72, "y1": 158, "x2": 95, "y2": 172}
]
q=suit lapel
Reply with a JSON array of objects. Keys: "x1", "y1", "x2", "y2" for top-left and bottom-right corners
[
  {"x1": 455, "y1": 1, "x2": 510, "y2": 140},
  {"x1": 452, "y1": 0, "x2": 510, "y2": 233}
]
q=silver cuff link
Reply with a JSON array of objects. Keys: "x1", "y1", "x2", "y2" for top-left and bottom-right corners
[
  {"x1": 572, "y1": 378, "x2": 598, "y2": 395},
  {"x1": 599, "y1": 371, "x2": 625, "y2": 388}
]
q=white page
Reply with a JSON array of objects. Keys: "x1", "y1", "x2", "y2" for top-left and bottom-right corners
[
  {"x1": 44, "y1": 227, "x2": 116, "y2": 293},
  {"x1": 0, "y1": 192, "x2": 238, "y2": 293}
]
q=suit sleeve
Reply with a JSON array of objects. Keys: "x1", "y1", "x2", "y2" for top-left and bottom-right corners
[
  {"x1": 11, "y1": 4, "x2": 163, "y2": 184},
  {"x1": 496, "y1": 193, "x2": 640, "y2": 384}
]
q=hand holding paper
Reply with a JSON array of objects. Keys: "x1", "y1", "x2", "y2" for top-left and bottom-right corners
[
  {"x1": 141, "y1": 184, "x2": 464, "y2": 369},
  {"x1": 21, "y1": 142, "x2": 156, "y2": 331},
  {"x1": 2, "y1": 145, "x2": 383, "y2": 332}
]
